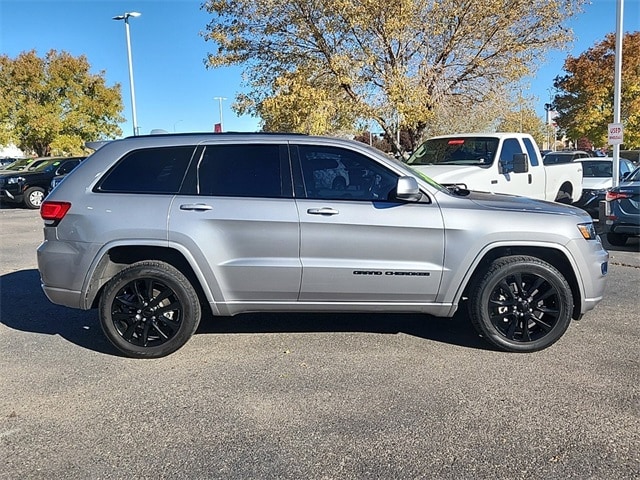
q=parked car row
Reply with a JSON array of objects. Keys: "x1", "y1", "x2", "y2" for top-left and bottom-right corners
[
  {"x1": 572, "y1": 157, "x2": 636, "y2": 217},
  {"x1": 0, "y1": 156, "x2": 85, "y2": 208}
]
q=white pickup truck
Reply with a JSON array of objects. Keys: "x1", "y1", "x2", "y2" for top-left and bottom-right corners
[{"x1": 406, "y1": 133, "x2": 583, "y2": 203}]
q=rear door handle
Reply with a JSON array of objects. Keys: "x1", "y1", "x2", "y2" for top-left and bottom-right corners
[
  {"x1": 180, "y1": 203, "x2": 213, "y2": 211},
  {"x1": 307, "y1": 207, "x2": 339, "y2": 216}
]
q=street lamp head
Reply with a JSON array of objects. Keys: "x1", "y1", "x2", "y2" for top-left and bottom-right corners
[{"x1": 112, "y1": 12, "x2": 141, "y2": 21}]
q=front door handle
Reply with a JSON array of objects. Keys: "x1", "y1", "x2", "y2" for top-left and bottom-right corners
[
  {"x1": 307, "y1": 207, "x2": 339, "y2": 216},
  {"x1": 180, "y1": 203, "x2": 213, "y2": 211}
]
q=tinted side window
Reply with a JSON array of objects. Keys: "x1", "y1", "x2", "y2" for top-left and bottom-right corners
[
  {"x1": 295, "y1": 145, "x2": 398, "y2": 201},
  {"x1": 500, "y1": 139, "x2": 523, "y2": 163},
  {"x1": 522, "y1": 138, "x2": 539, "y2": 166},
  {"x1": 97, "y1": 146, "x2": 194, "y2": 194},
  {"x1": 197, "y1": 144, "x2": 287, "y2": 198},
  {"x1": 499, "y1": 139, "x2": 524, "y2": 173}
]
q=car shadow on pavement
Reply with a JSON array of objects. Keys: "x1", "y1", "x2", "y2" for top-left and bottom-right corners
[
  {"x1": 196, "y1": 310, "x2": 490, "y2": 350},
  {"x1": 0, "y1": 269, "x2": 118, "y2": 356},
  {"x1": 1, "y1": 269, "x2": 490, "y2": 355}
]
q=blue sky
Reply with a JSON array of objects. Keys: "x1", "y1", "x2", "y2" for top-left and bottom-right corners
[{"x1": 1, "y1": 0, "x2": 638, "y2": 138}]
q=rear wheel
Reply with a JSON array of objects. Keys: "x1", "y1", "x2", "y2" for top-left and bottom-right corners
[
  {"x1": 606, "y1": 232, "x2": 628, "y2": 246},
  {"x1": 554, "y1": 189, "x2": 572, "y2": 204},
  {"x1": 24, "y1": 186, "x2": 46, "y2": 209},
  {"x1": 99, "y1": 261, "x2": 201, "y2": 358},
  {"x1": 469, "y1": 256, "x2": 573, "y2": 352}
]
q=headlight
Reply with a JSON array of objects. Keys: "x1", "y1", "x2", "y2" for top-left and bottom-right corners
[
  {"x1": 7, "y1": 177, "x2": 24, "y2": 184},
  {"x1": 577, "y1": 222, "x2": 597, "y2": 240}
]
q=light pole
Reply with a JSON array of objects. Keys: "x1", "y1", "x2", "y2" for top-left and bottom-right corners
[
  {"x1": 113, "y1": 11, "x2": 141, "y2": 136},
  {"x1": 214, "y1": 96, "x2": 226, "y2": 132}
]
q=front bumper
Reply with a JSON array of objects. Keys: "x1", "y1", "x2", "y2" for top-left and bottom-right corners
[{"x1": 0, "y1": 185, "x2": 24, "y2": 203}]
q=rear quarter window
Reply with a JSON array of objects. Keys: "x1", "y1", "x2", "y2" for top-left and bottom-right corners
[
  {"x1": 96, "y1": 146, "x2": 195, "y2": 194},
  {"x1": 522, "y1": 138, "x2": 539, "y2": 167}
]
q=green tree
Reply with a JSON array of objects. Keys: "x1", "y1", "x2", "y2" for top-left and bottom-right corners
[
  {"x1": 203, "y1": 0, "x2": 585, "y2": 153},
  {"x1": 553, "y1": 32, "x2": 640, "y2": 149},
  {"x1": 0, "y1": 50, "x2": 124, "y2": 156}
]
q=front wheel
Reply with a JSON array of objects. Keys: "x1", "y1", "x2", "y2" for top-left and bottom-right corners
[
  {"x1": 24, "y1": 186, "x2": 46, "y2": 209},
  {"x1": 468, "y1": 256, "x2": 574, "y2": 352},
  {"x1": 99, "y1": 261, "x2": 201, "y2": 358}
]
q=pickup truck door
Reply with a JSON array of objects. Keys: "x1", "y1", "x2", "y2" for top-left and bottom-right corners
[
  {"x1": 292, "y1": 144, "x2": 445, "y2": 304},
  {"x1": 521, "y1": 137, "x2": 546, "y2": 200},
  {"x1": 494, "y1": 138, "x2": 544, "y2": 198}
]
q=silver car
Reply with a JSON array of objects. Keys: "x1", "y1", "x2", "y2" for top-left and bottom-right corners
[{"x1": 37, "y1": 133, "x2": 608, "y2": 358}]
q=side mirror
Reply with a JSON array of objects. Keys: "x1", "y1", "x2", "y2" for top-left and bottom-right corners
[
  {"x1": 396, "y1": 176, "x2": 422, "y2": 202},
  {"x1": 512, "y1": 153, "x2": 529, "y2": 173}
]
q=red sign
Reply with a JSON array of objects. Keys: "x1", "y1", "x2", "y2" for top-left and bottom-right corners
[{"x1": 214, "y1": 123, "x2": 222, "y2": 133}]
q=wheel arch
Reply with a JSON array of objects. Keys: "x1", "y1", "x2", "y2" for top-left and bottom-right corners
[
  {"x1": 85, "y1": 245, "x2": 215, "y2": 315},
  {"x1": 555, "y1": 181, "x2": 574, "y2": 203},
  {"x1": 460, "y1": 245, "x2": 582, "y2": 320}
]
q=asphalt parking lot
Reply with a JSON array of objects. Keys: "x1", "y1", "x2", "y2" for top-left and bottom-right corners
[{"x1": 1, "y1": 206, "x2": 638, "y2": 479}]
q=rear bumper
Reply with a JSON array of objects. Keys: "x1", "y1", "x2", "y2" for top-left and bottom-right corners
[
  {"x1": 609, "y1": 223, "x2": 640, "y2": 235},
  {"x1": 40, "y1": 284, "x2": 85, "y2": 310}
]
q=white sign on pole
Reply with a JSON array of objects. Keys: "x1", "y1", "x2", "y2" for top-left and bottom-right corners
[{"x1": 608, "y1": 123, "x2": 624, "y2": 145}]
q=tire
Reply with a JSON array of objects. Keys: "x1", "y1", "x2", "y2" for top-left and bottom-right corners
[
  {"x1": 606, "y1": 232, "x2": 628, "y2": 247},
  {"x1": 554, "y1": 190, "x2": 572, "y2": 204},
  {"x1": 24, "y1": 186, "x2": 46, "y2": 209},
  {"x1": 468, "y1": 255, "x2": 574, "y2": 352},
  {"x1": 99, "y1": 260, "x2": 201, "y2": 358}
]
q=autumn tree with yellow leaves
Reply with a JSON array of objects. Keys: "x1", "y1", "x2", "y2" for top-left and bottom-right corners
[
  {"x1": 202, "y1": 0, "x2": 586, "y2": 153},
  {"x1": 553, "y1": 32, "x2": 640, "y2": 149}
]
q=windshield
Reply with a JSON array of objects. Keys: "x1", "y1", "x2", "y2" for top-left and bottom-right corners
[
  {"x1": 33, "y1": 160, "x2": 62, "y2": 172},
  {"x1": 627, "y1": 167, "x2": 640, "y2": 182},
  {"x1": 382, "y1": 152, "x2": 449, "y2": 192},
  {"x1": 581, "y1": 161, "x2": 613, "y2": 178},
  {"x1": 5, "y1": 158, "x2": 34, "y2": 170},
  {"x1": 407, "y1": 137, "x2": 499, "y2": 166}
]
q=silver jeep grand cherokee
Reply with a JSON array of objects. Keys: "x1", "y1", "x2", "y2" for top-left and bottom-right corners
[{"x1": 37, "y1": 133, "x2": 609, "y2": 358}]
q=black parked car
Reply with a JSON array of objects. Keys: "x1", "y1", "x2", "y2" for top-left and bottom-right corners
[
  {"x1": 604, "y1": 166, "x2": 640, "y2": 246},
  {"x1": 0, "y1": 156, "x2": 85, "y2": 209}
]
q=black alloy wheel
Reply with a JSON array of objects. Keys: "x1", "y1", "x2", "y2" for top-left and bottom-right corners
[
  {"x1": 469, "y1": 256, "x2": 573, "y2": 352},
  {"x1": 99, "y1": 261, "x2": 201, "y2": 358}
]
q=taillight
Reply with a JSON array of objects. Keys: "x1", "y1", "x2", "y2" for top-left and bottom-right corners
[
  {"x1": 41, "y1": 201, "x2": 71, "y2": 222},
  {"x1": 605, "y1": 190, "x2": 630, "y2": 201}
]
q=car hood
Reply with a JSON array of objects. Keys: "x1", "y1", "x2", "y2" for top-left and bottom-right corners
[
  {"x1": 410, "y1": 164, "x2": 484, "y2": 183},
  {"x1": 458, "y1": 190, "x2": 586, "y2": 217},
  {"x1": 582, "y1": 177, "x2": 612, "y2": 190},
  {"x1": 0, "y1": 170, "x2": 45, "y2": 178}
]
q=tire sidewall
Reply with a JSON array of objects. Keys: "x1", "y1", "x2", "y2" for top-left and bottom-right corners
[
  {"x1": 99, "y1": 262, "x2": 201, "y2": 358},
  {"x1": 25, "y1": 187, "x2": 45, "y2": 209},
  {"x1": 472, "y1": 258, "x2": 573, "y2": 352}
]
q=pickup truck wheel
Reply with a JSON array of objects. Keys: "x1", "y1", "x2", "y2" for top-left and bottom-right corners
[
  {"x1": 99, "y1": 261, "x2": 201, "y2": 358},
  {"x1": 606, "y1": 232, "x2": 628, "y2": 246},
  {"x1": 469, "y1": 256, "x2": 573, "y2": 352},
  {"x1": 24, "y1": 186, "x2": 46, "y2": 209},
  {"x1": 554, "y1": 190, "x2": 572, "y2": 204}
]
